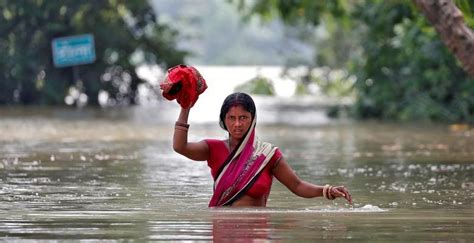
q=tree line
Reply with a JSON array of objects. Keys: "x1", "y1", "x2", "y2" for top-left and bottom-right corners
[
  {"x1": 1, "y1": 0, "x2": 473, "y2": 122},
  {"x1": 233, "y1": 0, "x2": 474, "y2": 122},
  {"x1": 0, "y1": 1, "x2": 185, "y2": 106}
]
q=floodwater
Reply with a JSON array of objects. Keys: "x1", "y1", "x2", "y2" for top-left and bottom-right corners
[{"x1": 0, "y1": 100, "x2": 473, "y2": 241}]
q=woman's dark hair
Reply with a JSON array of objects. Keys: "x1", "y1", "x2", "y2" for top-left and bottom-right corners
[{"x1": 219, "y1": 92, "x2": 256, "y2": 131}]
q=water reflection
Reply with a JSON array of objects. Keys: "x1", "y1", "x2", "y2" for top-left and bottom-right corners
[
  {"x1": 0, "y1": 105, "x2": 473, "y2": 240},
  {"x1": 210, "y1": 207, "x2": 383, "y2": 241},
  {"x1": 212, "y1": 211, "x2": 272, "y2": 241}
]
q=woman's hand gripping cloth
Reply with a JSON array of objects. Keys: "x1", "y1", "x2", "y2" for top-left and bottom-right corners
[{"x1": 159, "y1": 64, "x2": 208, "y2": 108}]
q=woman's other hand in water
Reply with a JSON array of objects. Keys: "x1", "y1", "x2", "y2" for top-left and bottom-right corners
[{"x1": 331, "y1": 186, "x2": 353, "y2": 204}]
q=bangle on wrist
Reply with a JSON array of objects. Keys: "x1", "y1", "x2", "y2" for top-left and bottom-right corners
[
  {"x1": 323, "y1": 184, "x2": 330, "y2": 199},
  {"x1": 323, "y1": 184, "x2": 335, "y2": 200},
  {"x1": 175, "y1": 121, "x2": 190, "y2": 128},
  {"x1": 174, "y1": 126, "x2": 188, "y2": 132},
  {"x1": 328, "y1": 186, "x2": 336, "y2": 200}
]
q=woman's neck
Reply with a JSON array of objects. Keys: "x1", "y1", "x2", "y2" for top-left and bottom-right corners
[{"x1": 228, "y1": 137, "x2": 240, "y2": 151}]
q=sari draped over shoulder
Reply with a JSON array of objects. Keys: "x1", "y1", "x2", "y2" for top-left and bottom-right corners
[{"x1": 209, "y1": 118, "x2": 278, "y2": 207}]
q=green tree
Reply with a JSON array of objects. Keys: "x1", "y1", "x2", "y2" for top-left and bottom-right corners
[
  {"x1": 233, "y1": 0, "x2": 474, "y2": 123},
  {"x1": 352, "y1": 1, "x2": 474, "y2": 122},
  {"x1": 0, "y1": 0, "x2": 186, "y2": 106},
  {"x1": 415, "y1": 0, "x2": 474, "y2": 77}
]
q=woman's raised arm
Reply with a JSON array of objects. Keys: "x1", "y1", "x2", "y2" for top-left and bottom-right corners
[{"x1": 173, "y1": 108, "x2": 209, "y2": 161}]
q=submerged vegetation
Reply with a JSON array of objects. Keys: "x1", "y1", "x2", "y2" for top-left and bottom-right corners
[{"x1": 234, "y1": 76, "x2": 275, "y2": 95}]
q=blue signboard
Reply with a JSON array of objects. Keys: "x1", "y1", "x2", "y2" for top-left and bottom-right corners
[{"x1": 52, "y1": 34, "x2": 96, "y2": 67}]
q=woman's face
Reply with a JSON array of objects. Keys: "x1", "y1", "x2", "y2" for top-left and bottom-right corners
[{"x1": 224, "y1": 105, "x2": 252, "y2": 140}]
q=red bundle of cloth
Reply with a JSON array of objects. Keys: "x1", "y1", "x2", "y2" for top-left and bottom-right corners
[{"x1": 159, "y1": 64, "x2": 207, "y2": 108}]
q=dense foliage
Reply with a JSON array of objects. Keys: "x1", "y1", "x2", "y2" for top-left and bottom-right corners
[
  {"x1": 234, "y1": 0, "x2": 474, "y2": 123},
  {"x1": 0, "y1": 0, "x2": 186, "y2": 106},
  {"x1": 352, "y1": 2, "x2": 474, "y2": 122}
]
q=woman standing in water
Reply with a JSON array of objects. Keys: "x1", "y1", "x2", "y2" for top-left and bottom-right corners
[{"x1": 172, "y1": 92, "x2": 353, "y2": 207}]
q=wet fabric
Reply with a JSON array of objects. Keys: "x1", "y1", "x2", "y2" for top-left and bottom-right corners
[
  {"x1": 160, "y1": 64, "x2": 207, "y2": 108},
  {"x1": 207, "y1": 118, "x2": 280, "y2": 207},
  {"x1": 205, "y1": 139, "x2": 282, "y2": 203}
]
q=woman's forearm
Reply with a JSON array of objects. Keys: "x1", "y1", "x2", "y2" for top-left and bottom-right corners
[
  {"x1": 177, "y1": 107, "x2": 190, "y2": 123},
  {"x1": 293, "y1": 181, "x2": 324, "y2": 198},
  {"x1": 294, "y1": 181, "x2": 353, "y2": 203},
  {"x1": 173, "y1": 108, "x2": 190, "y2": 153}
]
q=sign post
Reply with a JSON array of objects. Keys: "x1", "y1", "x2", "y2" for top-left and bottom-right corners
[
  {"x1": 52, "y1": 34, "x2": 96, "y2": 67},
  {"x1": 51, "y1": 34, "x2": 96, "y2": 106}
]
